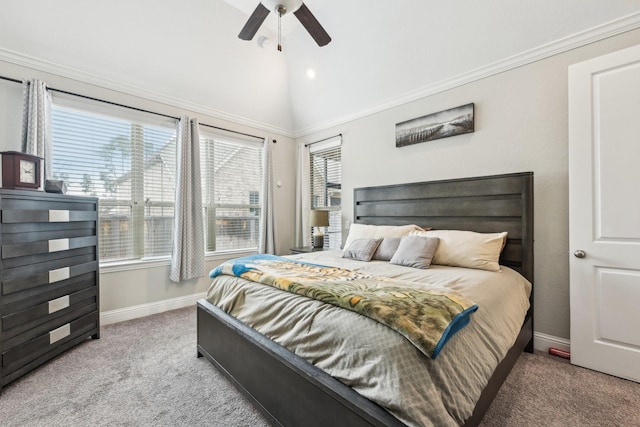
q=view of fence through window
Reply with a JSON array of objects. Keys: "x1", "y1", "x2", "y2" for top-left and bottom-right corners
[{"x1": 51, "y1": 102, "x2": 264, "y2": 263}]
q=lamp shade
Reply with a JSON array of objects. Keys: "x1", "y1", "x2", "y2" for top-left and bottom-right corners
[{"x1": 309, "y1": 209, "x2": 329, "y2": 227}]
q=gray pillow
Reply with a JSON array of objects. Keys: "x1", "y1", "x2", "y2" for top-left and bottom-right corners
[
  {"x1": 342, "y1": 238, "x2": 382, "y2": 262},
  {"x1": 390, "y1": 236, "x2": 440, "y2": 269},
  {"x1": 372, "y1": 237, "x2": 402, "y2": 261}
]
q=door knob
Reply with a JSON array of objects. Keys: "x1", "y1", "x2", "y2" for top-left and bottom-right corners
[{"x1": 574, "y1": 250, "x2": 586, "y2": 258}]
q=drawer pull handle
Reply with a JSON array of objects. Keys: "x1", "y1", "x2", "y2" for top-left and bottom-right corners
[
  {"x1": 48, "y1": 238, "x2": 70, "y2": 252},
  {"x1": 49, "y1": 267, "x2": 70, "y2": 283},
  {"x1": 48, "y1": 295, "x2": 70, "y2": 314},
  {"x1": 49, "y1": 323, "x2": 71, "y2": 344},
  {"x1": 49, "y1": 210, "x2": 70, "y2": 222}
]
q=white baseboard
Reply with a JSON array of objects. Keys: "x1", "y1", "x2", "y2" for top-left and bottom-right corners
[
  {"x1": 100, "y1": 292, "x2": 207, "y2": 326},
  {"x1": 534, "y1": 331, "x2": 571, "y2": 353}
]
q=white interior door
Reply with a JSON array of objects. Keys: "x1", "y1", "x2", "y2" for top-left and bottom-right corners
[{"x1": 568, "y1": 44, "x2": 640, "y2": 383}]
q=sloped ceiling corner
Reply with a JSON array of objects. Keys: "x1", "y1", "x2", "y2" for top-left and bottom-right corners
[{"x1": 0, "y1": 0, "x2": 294, "y2": 133}]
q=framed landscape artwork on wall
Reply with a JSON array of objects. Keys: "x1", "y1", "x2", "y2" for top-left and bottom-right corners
[{"x1": 396, "y1": 103, "x2": 474, "y2": 147}]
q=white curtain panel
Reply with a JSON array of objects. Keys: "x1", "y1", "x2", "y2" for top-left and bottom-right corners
[
  {"x1": 258, "y1": 138, "x2": 276, "y2": 254},
  {"x1": 21, "y1": 79, "x2": 52, "y2": 179},
  {"x1": 294, "y1": 143, "x2": 311, "y2": 247},
  {"x1": 170, "y1": 117, "x2": 205, "y2": 282}
]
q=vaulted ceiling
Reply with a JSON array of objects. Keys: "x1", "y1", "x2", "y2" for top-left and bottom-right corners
[{"x1": 1, "y1": 1, "x2": 639, "y2": 136}]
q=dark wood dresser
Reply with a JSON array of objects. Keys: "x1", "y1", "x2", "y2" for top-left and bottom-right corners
[{"x1": 0, "y1": 190, "x2": 99, "y2": 393}]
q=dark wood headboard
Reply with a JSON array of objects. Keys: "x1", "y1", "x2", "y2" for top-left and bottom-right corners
[{"x1": 353, "y1": 172, "x2": 534, "y2": 284}]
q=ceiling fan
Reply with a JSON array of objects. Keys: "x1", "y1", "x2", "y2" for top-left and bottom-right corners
[{"x1": 239, "y1": 0, "x2": 331, "y2": 51}]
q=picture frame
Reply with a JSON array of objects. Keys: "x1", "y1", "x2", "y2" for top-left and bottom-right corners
[{"x1": 396, "y1": 103, "x2": 475, "y2": 147}]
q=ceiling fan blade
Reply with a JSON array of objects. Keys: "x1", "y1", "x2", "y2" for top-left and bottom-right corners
[
  {"x1": 238, "y1": 3, "x2": 270, "y2": 41},
  {"x1": 293, "y1": 3, "x2": 331, "y2": 47}
]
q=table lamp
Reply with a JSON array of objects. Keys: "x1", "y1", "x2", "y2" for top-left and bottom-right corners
[{"x1": 309, "y1": 209, "x2": 329, "y2": 248}]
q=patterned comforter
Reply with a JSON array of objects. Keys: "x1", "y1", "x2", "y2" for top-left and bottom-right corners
[
  {"x1": 210, "y1": 254, "x2": 478, "y2": 359},
  {"x1": 206, "y1": 250, "x2": 531, "y2": 427}
]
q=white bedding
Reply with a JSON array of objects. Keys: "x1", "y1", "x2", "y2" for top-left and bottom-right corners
[{"x1": 206, "y1": 250, "x2": 531, "y2": 426}]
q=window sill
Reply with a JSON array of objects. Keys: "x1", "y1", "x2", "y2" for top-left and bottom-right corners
[{"x1": 100, "y1": 249, "x2": 258, "y2": 274}]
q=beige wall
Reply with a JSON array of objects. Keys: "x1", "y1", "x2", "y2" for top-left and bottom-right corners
[
  {"x1": 0, "y1": 61, "x2": 297, "y2": 315},
  {"x1": 297, "y1": 30, "x2": 640, "y2": 340}
]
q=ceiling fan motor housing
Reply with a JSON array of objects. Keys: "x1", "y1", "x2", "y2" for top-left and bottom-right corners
[{"x1": 261, "y1": 0, "x2": 303, "y2": 15}]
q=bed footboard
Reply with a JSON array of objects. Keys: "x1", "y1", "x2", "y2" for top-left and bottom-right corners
[
  {"x1": 197, "y1": 298, "x2": 533, "y2": 427},
  {"x1": 197, "y1": 299, "x2": 405, "y2": 427}
]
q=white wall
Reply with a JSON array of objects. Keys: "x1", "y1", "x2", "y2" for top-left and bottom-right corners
[
  {"x1": 0, "y1": 78, "x2": 22, "y2": 145},
  {"x1": 0, "y1": 60, "x2": 297, "y2": 318},
  {"x1": 297, "y1": 30, "x2": 640, "y2": 340}
]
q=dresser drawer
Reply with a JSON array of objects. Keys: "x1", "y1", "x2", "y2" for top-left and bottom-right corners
[
  {"x1": 1, "y1": 199, "x2": 98, "y2": 223},
  {"x1": 2, "y1": 236, "x2": 97, "y2": 259},
  {"x1": 1, "y1": 245, "x2": 96, "y2": 270},
  {"x1": 1, "y1": 302, "x2": 97, "y2": 350},
  {"x1": 1, "y1": 272, "x2": 96, "y2": 313},
  {"x1": 1, "y1": 258, "x2": 98, "y2": 296},
  {"x1": 1, "y1": 310, "x2": 98, "y2": 374},
  {"x1": 1, "y1": 221, "x2": 96, "y2": 239},
  {"x1": 2, "y1": 286, "x2": 97, "y2": 339}
]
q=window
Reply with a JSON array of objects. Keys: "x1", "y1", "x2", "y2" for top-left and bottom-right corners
[
  {"x1": 200, "y1": 130, "x2": 263, "y2": 253},
  {"x1": 309, "y1": 138, "x2": 342, "y2": 249},
  {"x1": 51, "y1": 96, "x2": 178, "y2": 263}
]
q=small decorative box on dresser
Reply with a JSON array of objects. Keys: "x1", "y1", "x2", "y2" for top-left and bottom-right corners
[{"x1": 0, "y1": 189, "x2": 99, "y2": 393}]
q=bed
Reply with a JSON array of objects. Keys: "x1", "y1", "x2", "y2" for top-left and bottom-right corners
[{"x1": 197, "y1": 172, "x2": 534, "y2": 427}]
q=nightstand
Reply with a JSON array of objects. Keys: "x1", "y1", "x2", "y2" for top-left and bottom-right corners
[{"x1": 290, "y1": 246, "x2": 327, "y2": 254}]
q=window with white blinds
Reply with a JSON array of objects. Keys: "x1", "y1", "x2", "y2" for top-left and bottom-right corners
[
  {"x1": 310, "y1": 138, "x2": 342, "y2": 249},
  {"x1": 199, "y1": 129, "x2": 263, "y2": 253},
  {"x1": 51, "y1": 96, "x2": 178, "y2": 262}
]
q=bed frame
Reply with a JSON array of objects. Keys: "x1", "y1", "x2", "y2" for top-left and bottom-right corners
[{"x1": 197, "y1": 172, "x2": 534, "y2": 427}]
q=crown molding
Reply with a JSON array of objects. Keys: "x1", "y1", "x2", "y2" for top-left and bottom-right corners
[
  {"x1": 293, "y1": 11, "x2": 640, "y2": 138},
  {"x1": 0, "y1": 47, "x2": 294, "y2": 138},
  {"x1": 1, "y1": 10, "x2": 638, "y2": 140}
]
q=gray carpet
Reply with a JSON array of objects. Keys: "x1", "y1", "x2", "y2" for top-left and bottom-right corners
[{"x1": 0, "y1": 306, "x2": 638, "y2": 426}]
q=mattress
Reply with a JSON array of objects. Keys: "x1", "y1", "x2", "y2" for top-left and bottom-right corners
[{"x1": 206, "y1": 250, "x2": 531, "y2": 427}]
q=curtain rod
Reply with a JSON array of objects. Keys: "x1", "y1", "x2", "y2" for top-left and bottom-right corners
[
  {"x1": 304, "y1": 133, "x2": 342, "y2": 147},
  {"x1": 0, "y1": 74, "x2": 266, "y2": 142},
  {"x1": 199, "y1": 122, "x2": 268, "y2": 142}
]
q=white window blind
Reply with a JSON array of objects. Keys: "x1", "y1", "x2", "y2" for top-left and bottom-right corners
[
  {"x1": 51, "y1": 96, "x2": 177, "y2": 262},
  {"x1": 200, "y1": 130, "x2": 263, "y2": 253},
  {"x1": 310, "y1": 138, "x2": 342, "y2": 249}
]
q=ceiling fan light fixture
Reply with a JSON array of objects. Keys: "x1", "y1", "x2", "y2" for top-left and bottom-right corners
[{"x1": 257, "y1": 35, "x2": 271, "y2": 48}]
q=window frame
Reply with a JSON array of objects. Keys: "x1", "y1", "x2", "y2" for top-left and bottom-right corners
[
  {"x1": 309, "y1": 137, "x2": 342, "y2": 249},
  {"x1": 199, "y1": 128, "x2": 264, "y2": 255},
  {"x1": 51, "y1": 96, "x2": 180, "y2": 265}
]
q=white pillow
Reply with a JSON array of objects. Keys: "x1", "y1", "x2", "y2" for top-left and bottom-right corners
[
  {"x1": 343, "y1": 224, "x2": 424, "y2": 250},
  {"x1": 409, "y1": 230, "x2": 507, "y2": 272}
]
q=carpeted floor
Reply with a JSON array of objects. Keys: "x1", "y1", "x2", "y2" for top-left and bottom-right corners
[{"x1": 0, "y1": 306, "x2": 638, "y2": 426}]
